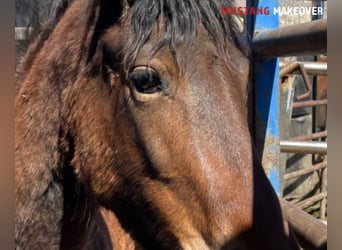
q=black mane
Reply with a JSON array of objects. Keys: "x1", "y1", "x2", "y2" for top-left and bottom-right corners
[
  {"x1": 16, "y1": 0, "x2": 246, "y2": 73},
  {"x1": 124, "y1": 0, "x2": 244, "y2": 69}
]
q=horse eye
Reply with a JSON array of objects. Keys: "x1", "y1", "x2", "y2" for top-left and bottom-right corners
[{"x1": 128, "y1": 67, "x2": 164, "y2": 94}]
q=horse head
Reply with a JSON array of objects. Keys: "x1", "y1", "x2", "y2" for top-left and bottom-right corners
[{"x1": 15, "y1": 0, "x2": 299, "y2": 249}]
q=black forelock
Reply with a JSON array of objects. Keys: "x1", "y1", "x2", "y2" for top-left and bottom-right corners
[
  {"x1": 16, "y1": 0, "x2": 245, "y2": 74},
  {"x1": 123, "y1": 0, "x2": 244, "y2": 70}
]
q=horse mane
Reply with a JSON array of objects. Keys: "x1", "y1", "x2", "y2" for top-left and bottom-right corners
[
  {"x1": 124, "y1": 0, "x2": 246, "y2": 70},
  {"x1": 16, "y1": 0, "x2": 246, "y2": 80}
]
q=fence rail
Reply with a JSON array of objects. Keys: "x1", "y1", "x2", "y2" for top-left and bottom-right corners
[
  {"x1": 280, "y1": 140, "x2": 327, "y2": 154},
  {"x1": 253, "y1": 18, "x2": 327, "y2": 58},
  {"x1": 15, "y1": 27, "x2": 32, "y2": 41},
  {"x1": 279, "y1": 61, "x2": 327, "y2": 76}
]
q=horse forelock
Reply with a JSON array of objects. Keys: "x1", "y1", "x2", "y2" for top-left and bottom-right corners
[{"x1": 123, "y1": 0, "x2": 244, "y2": 71}]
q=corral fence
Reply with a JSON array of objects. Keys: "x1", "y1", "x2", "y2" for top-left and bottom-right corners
[{"x1": 248, "y1": 0, "x2": 327, "y2": 249}]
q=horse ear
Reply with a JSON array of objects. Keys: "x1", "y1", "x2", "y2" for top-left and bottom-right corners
[{"x1": 87, "y1": 0, "x2": 129, "y2": 62}]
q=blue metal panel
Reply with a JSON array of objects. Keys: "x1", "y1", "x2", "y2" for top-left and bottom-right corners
[
  {"x1": 246, "y1": 0, "x2": 282, "y2": 195},
  {"x1": 312, "y1": 0, "x2": 324, "y2": 20}
]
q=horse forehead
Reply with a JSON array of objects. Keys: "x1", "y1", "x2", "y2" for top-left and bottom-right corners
[{"x1": 133, "y1": 44, "x2": 177, "y2": 76}]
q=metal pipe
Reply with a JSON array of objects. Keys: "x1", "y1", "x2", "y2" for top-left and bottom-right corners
[
  {"x1": 296, "y1": 63, "x2": 313, "y2": 100},
  {"x1": 280, "y1": 140, "x2": 327, "y2": 154},
  {"x1": 320, "y1": 167, "x2": 327, "y2": 220},
  {"x1": 15, "y1": 27, "x2": 33, "y2": 41},
  {"x1": 280, "y1": 61, "x2": 300, "y2": 78},
  {"x1": 283, "y1": 160, "x2": 327, "y2": 180},
  {"x1": 279, "y1": 61, "x2": 314, "y2": 103},
  {"x1": 295, "y1": 192, "x2": 327, "y2": 209},
  {"x1": 280, "y1": 199, "x2": 327, "y2": 250},
  {"x1": 280, "y1": 61, "x2": 327, "y2": 76},
  {"x1": 293, "y1": 99, "x2": 327, "y2": 108},
  {"x1": 289, "y1": 130, "x2": 327, "y2": 141},
  {"x1": 253, "y1": 19, "x2": 327, "y2": 59}
]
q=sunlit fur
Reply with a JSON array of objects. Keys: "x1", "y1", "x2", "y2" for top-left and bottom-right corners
[{"x1": 15, "y1": 0, "x2": 299, "y2": 249}]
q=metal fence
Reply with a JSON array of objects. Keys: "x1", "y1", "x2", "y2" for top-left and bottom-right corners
[{"x1": 249, "y1": 0, "x2": 327, "y2": 249}]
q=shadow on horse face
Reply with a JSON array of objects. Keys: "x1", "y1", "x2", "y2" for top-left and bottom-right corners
[{"x1": 15, "y1": 0, "x2": 300, "y2": 249}]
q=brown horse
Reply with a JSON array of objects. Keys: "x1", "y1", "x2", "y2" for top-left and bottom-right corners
[{"x1": 15, "y1": 0, "x2": 299, "y2": 249}]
